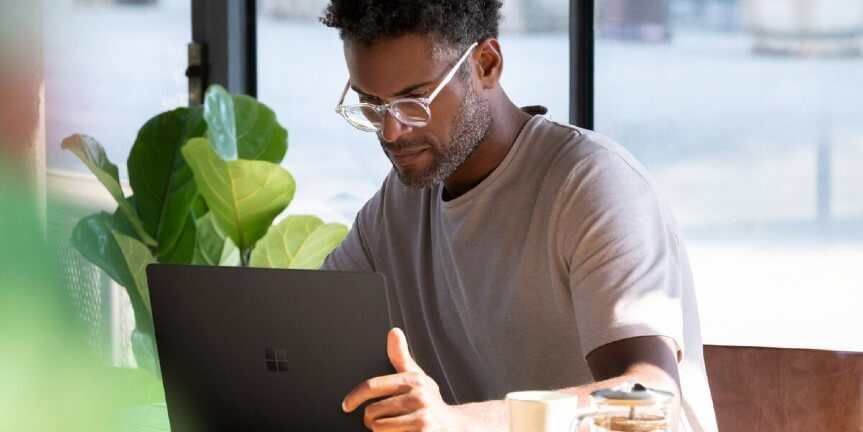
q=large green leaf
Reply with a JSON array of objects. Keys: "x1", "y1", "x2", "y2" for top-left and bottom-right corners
[
  {"x1": 128, "y1": 107, "x2": 206, "y2": 262},
  {"x1": 72, "y1": 212, "x2": 134, "y2": 289},
  {"x1": 72, "y1": 211, "x2": 154, "y2": 335},
  {"x1": 112, "y1": 197, "x2": 139, "y2": 238},
  {"x1": 192, "y1": 212, "x2": 241, "y2": 266},
  {"x1": 182, "y1": 138, "x2": 295, "y2": 252},
  {"x1": 203, "y1": 85, "x2": 238, "y2": 161},
  {"x1": 61, "y1": 134, "x2": 156, "y2": 246},
  {"x1": 105, "y1": 206, "x2": 164, "y2": 377},
  {"x1": 158, "y1": 212, "x2": 196, "y2": 264},
  {"x1": 112, "y1": 231, "x2": 156, "y2": 313},
  {"x1": 250, "y1": 215, "x2": 348, "y2": 269},
  {"x1": 192, "y1": 195, "x2": 209, "y2": 219},
  {"x1": 131, "y1": 329, "x2": 161, "y2": 380},
  {"x1": 234, "y1": 94, "x2": 288, "y2": 163},
  {"x1": 203, "y1": 85, "x2": 288, "y2": 164}
]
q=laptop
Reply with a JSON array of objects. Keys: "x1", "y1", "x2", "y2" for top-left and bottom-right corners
[{"x1": 146, "y1": 264, "x2": 394, "y2": 431}]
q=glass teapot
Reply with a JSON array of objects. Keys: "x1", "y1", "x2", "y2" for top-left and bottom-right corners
[{"x1": 571, "y1": 382, "x2": 674, "y2": 432}]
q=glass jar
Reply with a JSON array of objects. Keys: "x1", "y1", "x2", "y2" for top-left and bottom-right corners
[{"x1": 572, "y1": 382, "x2": 673, "y2": 432}]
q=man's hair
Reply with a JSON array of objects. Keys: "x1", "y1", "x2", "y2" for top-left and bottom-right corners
[{"x1": 320, "y1": 0, "x2": 503, "y2": 60}]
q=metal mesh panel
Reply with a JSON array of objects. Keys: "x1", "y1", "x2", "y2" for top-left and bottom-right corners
[
  {"x1": 115, "y1": 282, "x2": 136, "y2": 367},
  {"x1": 47, "y1": 192, "x2": 114, "y2": 364}
]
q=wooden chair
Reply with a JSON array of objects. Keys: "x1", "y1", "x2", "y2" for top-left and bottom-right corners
[{"x1": 703, "y1": 345, "x2": 863, "y2": 431}]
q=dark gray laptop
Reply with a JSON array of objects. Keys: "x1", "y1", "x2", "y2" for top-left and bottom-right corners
[{"x1": 146, "y1": 264, "x2": 393, "y2": 432}]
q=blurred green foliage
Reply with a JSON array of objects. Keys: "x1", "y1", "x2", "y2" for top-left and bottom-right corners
[{"x1": 0, "y1": 158, "x2": 114, "y2": 431}]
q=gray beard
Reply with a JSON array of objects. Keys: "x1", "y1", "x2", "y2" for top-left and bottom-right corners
[{"x1": 383, "y1": 83, "x2": 492, "y2": 189}]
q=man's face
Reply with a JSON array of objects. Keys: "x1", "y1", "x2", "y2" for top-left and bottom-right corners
[{"x1": 344, "y1": 34, "x2": 492, "y2": 188}]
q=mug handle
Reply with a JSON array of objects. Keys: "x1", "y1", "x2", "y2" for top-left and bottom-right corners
[{"x1": 569, "y1": 407, "x2": 599, "y2": 432}]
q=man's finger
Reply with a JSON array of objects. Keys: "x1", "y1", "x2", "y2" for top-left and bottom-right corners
[
  {"x1": 370, "y1": 410, "x2": 429, "y2": 432},
  {"x1": 362, "y1": 392, "x2": 420, "y2": 429},
  {"x1": 387, "y1": 327, "x2": 423, "y2": 374},
  {"x1": 342, "y1": 372, "x2": 417, "y2": 413}
]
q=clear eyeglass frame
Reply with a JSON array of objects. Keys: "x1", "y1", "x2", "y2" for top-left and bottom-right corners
[{"x1": 334, "y1": 42, "x2": 479, "y2": 133}]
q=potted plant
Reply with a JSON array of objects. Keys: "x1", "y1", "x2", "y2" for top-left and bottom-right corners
[{"x1": 62, "y1": 85, "x2": 348, "y2": 391}]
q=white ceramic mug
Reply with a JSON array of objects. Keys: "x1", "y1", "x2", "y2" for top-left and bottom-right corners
[{"x1": 506, "y1": 391, "x2": 580, "y2": 432}]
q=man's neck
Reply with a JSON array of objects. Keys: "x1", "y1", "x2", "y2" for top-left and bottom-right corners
[{"x1": 442, "y1": 96, "x2": 533, "y2": 201}]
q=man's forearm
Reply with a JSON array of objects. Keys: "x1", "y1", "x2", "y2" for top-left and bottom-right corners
[
  {"x1": 453, "y1": 398, "x2": 508, "y2": 432},
  {"x1": 454, "y1": 365, "x2": 681, "y2": 431}
]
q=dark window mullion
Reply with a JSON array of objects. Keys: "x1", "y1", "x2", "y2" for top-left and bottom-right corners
[
  {"x1": 189, "y1": 0, "x2": 257, "y2": 105},
  {"x1": 569, "y1": 0, "x2": 594, "y2": 129}
]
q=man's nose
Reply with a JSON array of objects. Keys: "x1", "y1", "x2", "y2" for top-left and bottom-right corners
[{"x1": 379, "y1": 110, "x2": 413, "y2": 143}]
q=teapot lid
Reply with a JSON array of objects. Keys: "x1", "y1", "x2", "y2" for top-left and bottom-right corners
[{"x1": 591, "y1": 382, "x2": 674, "y2": 407}]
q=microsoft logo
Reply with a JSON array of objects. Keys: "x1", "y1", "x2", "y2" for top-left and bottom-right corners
[{"x1": 265, "y1": 347, "x2": 289, "y2": 373}]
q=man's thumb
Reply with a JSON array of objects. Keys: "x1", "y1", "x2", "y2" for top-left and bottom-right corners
[{"x1": 387, "y1": 327, "x2": 423, "y2": 374}]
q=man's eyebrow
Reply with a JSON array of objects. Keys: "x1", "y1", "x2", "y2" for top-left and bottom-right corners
[
  {"x1": 391, "y1": 80, "x2": 434, "y2": 97},
  {"x1": 350, "y1": 80, "x2": 435, "y2": 99},
  {"x1": 350, "y1": 85, "x2": 376, "y2": 99}
]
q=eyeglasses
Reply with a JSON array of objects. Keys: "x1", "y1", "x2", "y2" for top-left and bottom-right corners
[{"x1": 335, "y1": 42, "x2": 479, "y2": 133}]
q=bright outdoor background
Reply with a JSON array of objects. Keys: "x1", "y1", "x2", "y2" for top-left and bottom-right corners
[
  {"x1": 592, "y1": 0, "x2": 862, "y2": 350},
  {"x1": 44, "y1": 0, "x2": 862, "y2": 365}
]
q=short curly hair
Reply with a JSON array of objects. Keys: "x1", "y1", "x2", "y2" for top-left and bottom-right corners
[{"x1": 320, "y1": 0, "x2": 503, "y2": 60}]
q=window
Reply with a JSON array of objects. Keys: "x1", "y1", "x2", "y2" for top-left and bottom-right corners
[
  {"x1": 257, "y1": 0, "x2": 569, "y2": 225},
  {"x1": 594, "y1": 0, "x2": 863, "y2": 349},
  {"x1": 45, "y1": 0, "x2": 191, "y2": 178},
  {"x1": 44, "y1": 0, "x2": 192, "y2": 366}
]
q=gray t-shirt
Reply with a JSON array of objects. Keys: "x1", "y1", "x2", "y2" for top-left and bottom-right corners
[{"x1": 322, "y1": 113, "x2": 717, "y2": 431}]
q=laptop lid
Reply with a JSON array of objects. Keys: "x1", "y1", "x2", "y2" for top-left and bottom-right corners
[{"x1": 146, "y1": 264, "x2": 393, "y2": 431}]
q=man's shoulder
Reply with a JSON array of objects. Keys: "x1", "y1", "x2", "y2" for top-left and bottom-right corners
[{"x1": 522, "y1": 116, "x2": 649, "y2": 187}]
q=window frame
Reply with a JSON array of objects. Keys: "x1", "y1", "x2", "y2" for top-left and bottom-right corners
[
  {"x1": 569, "y1": 0, "x2": 594, "y2": 129},
  {"x1": 191, "y1": 0, "x2": 593, "y2": 122},
  {"x1": 189, "y1": 0, "x2": 257, "y2": 104}
]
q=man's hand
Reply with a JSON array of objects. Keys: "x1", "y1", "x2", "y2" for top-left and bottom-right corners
[{"x1": 342, "y1": 328, "x2": 466, "y2": 431}]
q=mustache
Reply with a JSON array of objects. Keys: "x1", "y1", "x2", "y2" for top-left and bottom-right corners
[{"x1": 379, "y1": 136, "x2": 432, "y2": 153}]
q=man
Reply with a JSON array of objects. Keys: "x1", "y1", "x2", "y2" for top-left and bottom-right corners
[{"x1": 320, "y1": 1, "x2": 717, "y2": 431}]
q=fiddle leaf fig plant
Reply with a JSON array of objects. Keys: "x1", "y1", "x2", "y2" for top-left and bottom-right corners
[
  {"x1": 64, "y1": 85, "x2": 347, "y2": 382},
  {"x1": 127, "y1": 106, "x2": 205, "y2": 264},
  {"x1": 182, "y1": 137, "x2": 296, "y2": 254},
  {"x1": 250, "y1": 215, "x2": 349, "y2": 269},
  {"x1": 62, "y1": 135, "x2": 157, "y2": 247},
  {"x1": 191, "y1": 213, "x2": 241, "y2": 267}
]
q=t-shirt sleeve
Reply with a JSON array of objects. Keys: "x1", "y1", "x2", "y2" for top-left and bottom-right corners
[
  {"x1": 320, "y1": 189, "x2": 382, "y2": 272},
  {"x1": 558, "y1": 148, "x2": 685, "y2": 360}
]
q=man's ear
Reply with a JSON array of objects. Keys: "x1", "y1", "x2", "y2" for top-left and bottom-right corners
[{"x1": 474, "y1": 38, "x2": 503, "y2": 90}]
